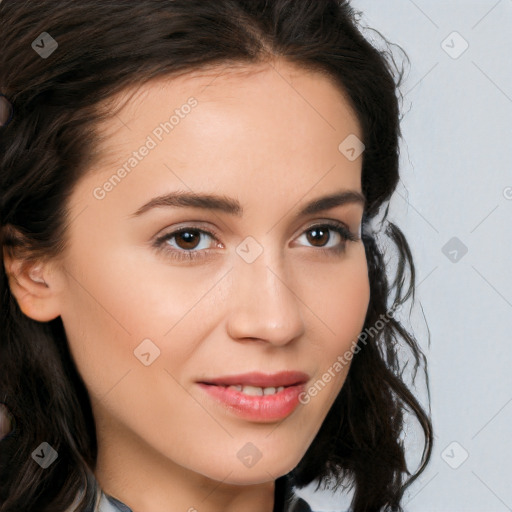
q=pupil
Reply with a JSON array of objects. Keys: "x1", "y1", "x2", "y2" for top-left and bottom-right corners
[
  {"x1": 178, "y1": 231, "x2": 199, "y2": 249},
  {"x1": 307, "y1": 227, "x2": 328, "y2": 246}
]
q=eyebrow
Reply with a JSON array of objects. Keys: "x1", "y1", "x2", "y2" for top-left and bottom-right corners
[{"x1": 130, "y1": 189, "x2": 365, "y2": 218}]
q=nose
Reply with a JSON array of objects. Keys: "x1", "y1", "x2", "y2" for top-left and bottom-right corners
[{"x1": 226, "y1": 250, "x2": 305, "y2": 346}]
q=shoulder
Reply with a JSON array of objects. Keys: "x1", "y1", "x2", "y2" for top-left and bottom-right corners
[
  {"x1": 95, "y1": 487, "x2": 320, "y2": 512},
  {"x1": 98, "y1": 492, "x2": 133, "y2": 512},
  {"x1": 69, "y1": 478, "x2": 349, "y2": 512},
  {"x1": 65, "y1": 485, "x2": 129, "y2": 512}
]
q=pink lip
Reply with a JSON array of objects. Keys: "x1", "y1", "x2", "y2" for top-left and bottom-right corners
[{"x1": 197, "y1": 371, "x2": 309, "y2": 422}]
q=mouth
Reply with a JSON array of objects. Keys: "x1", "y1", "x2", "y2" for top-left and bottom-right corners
[
  {"x1": 196, "y1": 371, "x2": 309, "y2": 422},
  {"x1": 202, "y1": 383, "x2": 288, "y2": 396}
]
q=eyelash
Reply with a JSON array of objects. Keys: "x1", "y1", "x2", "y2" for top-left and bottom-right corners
[{"x1": 153, "y1": 221, "x2": 360, "y2": 262}]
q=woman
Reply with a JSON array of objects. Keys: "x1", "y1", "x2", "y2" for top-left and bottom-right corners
[{"x1": 0, "y1": 1, "x2": 433, "y2": 511}]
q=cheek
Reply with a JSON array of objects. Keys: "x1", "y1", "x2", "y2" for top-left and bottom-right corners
[
  {"x1": 58, "y1": 244, "x2": 221, "y2": 405},
  {"x1": 299, "y1": 245, "x2": 369, "y2": 403},
  {"x1": 57, "y1": 251, "x2": 160, "y2": 400},
  {"x1": 306, "y1": 244, "x2": 370, "y2": 351},
  {"x1": 59, "y1": 283, "x2": 134, "y2": 401}
]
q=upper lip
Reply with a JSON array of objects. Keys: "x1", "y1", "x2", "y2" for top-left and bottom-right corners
[{"x1": 198, "y1": 371, "x2": 309, "y2": 388}]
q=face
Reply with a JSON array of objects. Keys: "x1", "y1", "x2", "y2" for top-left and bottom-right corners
[{"x1": 50, "y1": 60, "x2": 370, "y2": 485}]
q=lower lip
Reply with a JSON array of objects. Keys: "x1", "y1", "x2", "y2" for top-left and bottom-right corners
[{"x1": 197, "y1": 383, "x2": 305, "y2": 422}]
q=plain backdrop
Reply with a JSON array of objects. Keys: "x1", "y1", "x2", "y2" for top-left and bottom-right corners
[{"x1": 296, "y1": 1, "x2": 512, "y2": 511}]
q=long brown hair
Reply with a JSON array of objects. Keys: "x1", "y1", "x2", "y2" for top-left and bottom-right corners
[{"x1": 0, "y1": 1, "x2": 433, "y2": 510}]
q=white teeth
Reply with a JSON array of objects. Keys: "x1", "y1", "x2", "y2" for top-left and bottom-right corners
[
  {"x1": 227, "y1": 385, "x2": 286, "y2": 396},
  {"x1": 241, "y1": 385, "x2": 264, "y2": 396}
]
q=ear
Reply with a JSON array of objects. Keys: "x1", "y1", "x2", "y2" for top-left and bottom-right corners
[{"x1": 3, "y1": 249, "x2": 62, "y2": 322}]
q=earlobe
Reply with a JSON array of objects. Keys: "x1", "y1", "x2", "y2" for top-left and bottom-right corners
[{"x1": 2, "y1": 251, "x2": 62, "y2": 322}]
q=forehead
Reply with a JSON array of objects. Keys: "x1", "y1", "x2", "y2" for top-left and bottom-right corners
[
  {"x1": 92, "y1": 59, "x2": 362, "y2": 165},
  {"x1": 75, "y1": 59, "x2": 364, "y2": 219}
]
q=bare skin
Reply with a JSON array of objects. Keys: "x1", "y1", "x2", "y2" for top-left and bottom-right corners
[{"x1": 5, "y1": 59, "x2": 369, "y2": 512}]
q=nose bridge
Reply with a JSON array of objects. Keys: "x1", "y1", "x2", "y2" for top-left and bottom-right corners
[{"x1": 226, "y1": 240, "x2": 305, "y2": 345}]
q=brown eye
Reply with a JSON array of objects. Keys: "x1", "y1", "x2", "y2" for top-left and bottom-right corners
[
  {"x1": 306, "y1": 226, "x2": 331, "y2": 247},
  {"x1": 154, "y1": 227, "x2": 220, "y2": 262},
  {"x1": 173, "y1": 229, "x2": 202, "y2": 250},
  {"x1": 295, "y1": 222, "x2": 359, "y2": 255}
]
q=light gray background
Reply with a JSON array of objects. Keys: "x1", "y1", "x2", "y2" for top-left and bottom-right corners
[{"x1": 297, "y1": 1, "x2": 512, "y2": 511}]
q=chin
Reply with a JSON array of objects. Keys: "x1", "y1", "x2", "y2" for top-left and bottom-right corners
[{"x1": 207, "y1": 454, "x2": 302, "y2": 486}]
